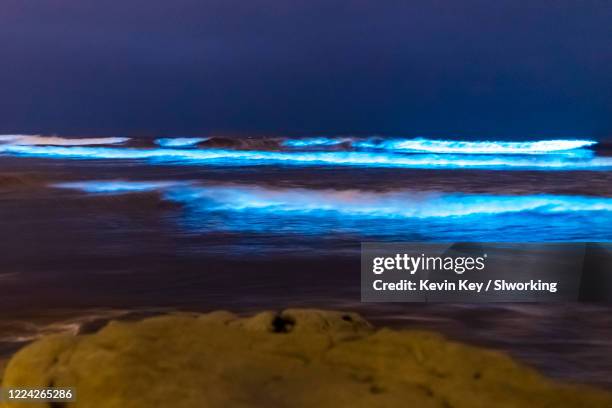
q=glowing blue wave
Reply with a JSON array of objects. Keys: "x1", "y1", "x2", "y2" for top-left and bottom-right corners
[
  {"x1": 155, "y1": 138, "x2": 208, "y2": 148},
  {"x1": 3, "y1": 144, "x2": 612, "y2": 170},
  {"x1": 0, "y1": 135, "x2": 596, "y2": 156},
  {"x1": 51, "y1": 181, "x2": 612, "y2": 241},
  {"x1": 352, "y1": 138, "x2": 596, "y2": 154},
  {"x1": 53, "y1": 181, "x2": 612, "y2": 218},
  {"x1": 163, "y1": 186, "x2": 612, "y2": 218},
  {"x1": 285, "y1": 137, "x2": 596, "y2": 154},
  {"x1": 282, "y1": 137, "x2": 350, "y2": 148},
  {"x1": 54, "y1": 180, "x2": 187, "y2": 194}
]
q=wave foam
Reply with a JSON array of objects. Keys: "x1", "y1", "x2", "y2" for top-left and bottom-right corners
[
  {"x1": 0, "y1": 135, "x2": 129, "y2": 146},
  {"x1": 52, "y1": 181, "x2": 612, "y2": 218},
  {"x1": 283, "y1": 137, "x2": 596, "y2": 154},
  {"x1": 54, "y1": 180, "x2": 186, "y2": 194},
  {"x1": 4, "y1": 145, "x2": 612, "y2": 170},
  {"x1": 353, "y1": 138, "x2": 597, "y2": 154},
  {"x1": 165, "y1": 185, "x2": 612, "y2": 218},
  {"x1": 155, "y1": 138, "x2": 208, "y2": 148},
  {"x1": 282, "y1": 137, "x2": 351, "y2": 148}
]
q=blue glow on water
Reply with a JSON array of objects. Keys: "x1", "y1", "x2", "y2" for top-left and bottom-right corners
[
  {"x1": 155, "y1": 138, "x2": 208, "y2": 147},
  {"x1": 3, "y1": 144, "x2": 612, "y2": 170},
  {"x1": 352, "y1": 138, "x2": 597, "y2": 154},
  {"x1": 164, "y1": 186, "x2": 612, "y2": 241},
  {"x1": 54, "y1": 180, "x2": 186, "y2": 194},
  {"x1": 52, "y1": 181, "x2": 612, "y2": 242},
  {"x1": 282, "y1": 137, "x2": 350, "y2": 147},
  {"x1": 163, "y1": 185, "x2": 612, "y2": 217},
  {"x1": 282, "y1": 137, "x2": 597, "y2": 154}
]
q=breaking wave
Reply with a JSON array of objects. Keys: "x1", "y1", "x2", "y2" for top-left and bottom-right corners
[
  {"x1": 0, "y1": 135, "x2": 129, "y2": 146},
  {"x1": 53, "y1": 180, "x2": 187, "y2": 194},
  {"x1": 49, "y1": 180, "x2": 612, "y2": 241},
  {"x1": 53, "y1": 181, "x2": 612, "y2": 218},
  {"x1": 351, "y1": 138, "x2": 596, "y2": 154},
  {"x1": 4, "y1": 144, "x2": 612, "y2": 170},
  {"x1": 284, "y1": 137, "x2": 596, "y2": 154},
  {"x1": 155, "y1": 138, "x2": 208, "y2": 148},
  {"x1": 164, "y1": 186, "x2": 612, "y2": 218},
  {"x1": 283, "y1": 137, "x2": 352, "y2": 148}
]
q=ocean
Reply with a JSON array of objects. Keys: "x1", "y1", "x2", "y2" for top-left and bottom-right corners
[{"x1": 1, "y1": 135, "x2": 611, "y2": 387}]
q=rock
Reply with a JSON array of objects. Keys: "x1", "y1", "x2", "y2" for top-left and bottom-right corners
[{"x1": 1, "y1": 309, "x2": 611, "y2": 407}]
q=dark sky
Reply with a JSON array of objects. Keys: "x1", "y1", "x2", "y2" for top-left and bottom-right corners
[{"x1": 1, "y1": 0, "x2": 611, "y2": 139}]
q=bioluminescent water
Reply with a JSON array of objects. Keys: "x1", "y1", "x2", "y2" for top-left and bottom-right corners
[
  {"x1": 53, "y1": 181, "x2": 612, "y2": 217},
  {"x1": 0, "y1": 138, "x2": 610, "y2": 170},
  {"x1": 155, "y1": 138, "x2": 208, "y2": 147},
  {"x1": 2, "y1": 134, "x2": 610, "y2": 244},
  {"x1": 2, "y1": 135, "x2": 612, "y2": 388},
  {"x1": 282, "y1": 137, "x2": 351, "y2": 148},
  {"x1": 53, "y1": 180, "x2": 188, "y2": 194},
  {"x1": 353, "y1": 138, "x2": 596, "y2": 154},
  {"x1": 51, "y1": 181, "x2": 612, "y2": 242},
  {"x1": 283, "y1": 136, "x2": 596, "y2": 154}
]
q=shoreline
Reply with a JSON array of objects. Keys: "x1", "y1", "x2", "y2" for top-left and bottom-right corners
[
  {"x1": 1, "y1": 304, "x2": 612, "y2": 390},
  {"x1": 2, "y1": 309, "x2": 612, "y2": 407}
]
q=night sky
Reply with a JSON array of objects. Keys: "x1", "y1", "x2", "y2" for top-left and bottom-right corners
[{"x1": 1, "y1": 0, "x2": 611, "y2": 139}]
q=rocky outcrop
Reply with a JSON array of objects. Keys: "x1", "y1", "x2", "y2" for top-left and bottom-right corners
[{"x1": 2, "y1": 309, "x2": 611, "y2": 407}]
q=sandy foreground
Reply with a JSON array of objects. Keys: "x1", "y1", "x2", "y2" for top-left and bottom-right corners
[{"x1": 1, "y1": 309, "x2": 611, "y2": 407}]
